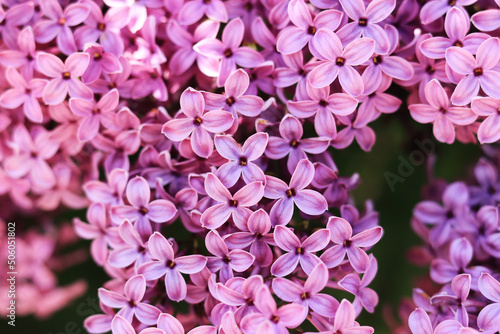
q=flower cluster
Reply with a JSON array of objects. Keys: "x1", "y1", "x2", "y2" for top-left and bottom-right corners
[{"x1": 408, "y1": 155, "x2": 500, "y2": 334}]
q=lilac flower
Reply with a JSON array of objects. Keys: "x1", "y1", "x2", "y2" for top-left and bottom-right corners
[
  {"x1": 409, "y1": 79, "x2": 476, "y2": 144},
  {"x1": 162, "y1": 88, "x2": 234, "y2": 158},
  {"x1": 420, "y1": 0, "x2": 476, "y2": 25},
  {"x1": 200, "y1": 173, "x2": 264, "y2": 230},
  {"x1": 82, "y1": 44, "x2": 122, "y2": 84},
  {"x1": 138, "y1": 232, "x2": 207, "y2": 302},
  {"x1": 431, "y1": 274, "x2": 471, "y2": 326},
  {"x1": 216, "y1": 276, "x2": 263, "y2": 320},
  {"x1": 206, "y1": 230, "x2": 255, "y2": 283},
  {"x1": 178, "y1": 0, "x2": 228, "y2": 26},
  {"x1": 469, "y1": 159, "x2": 500, "y2": 206},
  {"x1": 111, "y1": 176, "x2": 177, "y2": 238},
  {"x1": 214, "y1": 133, "x2": 268, "y2": 187},
  {"x1": 445, "y1": 37, "x2": 500, "y2": 105},
  {"x1": 0, "y1": 67, "x2": 47, "y2": 123},
  {"x1": 194, "y1": 18, "x2": 264, "y2": 86},
  {"x1": 320, "y1": 216, "x2": 383, "y2": 273},
  {"x1": 273, "y1": 262, "x2": 339, "y2": 317},
  {"x1": 273, "y1": 51, "x2": 317, "y2": 100},
  {"x1": 251, "y1": 17, "x2": 282, "y2": 66},
  {"x1": 224, "y1": 209, "x2": 275, "y2": 267},
  {"x1": 69, "y1": 89, "x2": 119, "y2": 142},
  {"x1": 111, "y1": 315, "x2": 164, "y2": 334},
  {"x1": 74, "y1": 0, "x2": 130, "y2": 56},
  {"x1": 265, "y1": 115, "x2": 330, "y2": 173},
  {"x1": 83, "y1": 168, "x2": 128, "y2": 206},
  {"x1": 477, "y1": 273, "x2": 500, "y2": 333},
  {"x1": 3, "y1": 124, "x2": 58, "y2": 189},
  {"x1": 276, "y1": 0, "x2": 342, "y2": 55},
  {"x1": 74, "y1": 203, "x2": 119, "y2": 266},
  {"x1": 108, "y1": 220, "x2": 151, "y2": 270},
  {"x1": 157, "y1": 313, "x2": 216, "y2": 334},
  {"x1": 313, "y1": 299, "x2": 375, "y2": 334},
  {"x1": 37, "y1": 52, "x2": 93, "y2": 105},
  {"x1": 271, "y1": 225, "x2": 330, "y2": 276},
  {"x1": 337, "y1": 0, "x2": 395, "y2": 54},
  {"x1": 338, "y1": 255, "x2": 379, "y2": 313},
  {"x1": 264, "y1": 159, "x2": 328, "y2": 226},
  {"x1": 0, "y1": 2, "x2": 35, "y2": 50},
  {"x1": 471, "y1": 97, "x2": 500, "y2": 144},
  {"x1": 420, "y1": 8, "x2": 489, "y2": 59},
  {"x1": 309, "y1": 29, "x2": 375, "y2": 96},
  {"x1": 471, "y1": 3, "x2": 500, "y2": 32},
  {"x1": 167, "y1": 20, "x2": 220, "y2": 76},
  {"x1": 98, "y1": 275, "x2": 161, "y2": 325},
  {"x1": 240, "y1": 285, "x2": 307, "y2": 334},
  {"x1": 34, "y1": 0, "x2": 90, "y2": 55},
  {"x1": 287, "y1": 84, "x2": 358, "y2": 138},
  {"x1": 0, "y1": 27, "x2": 38, "y2": 78},
  {"x1": 357, "y1": 76, "x2": 401, "y2": 127}
]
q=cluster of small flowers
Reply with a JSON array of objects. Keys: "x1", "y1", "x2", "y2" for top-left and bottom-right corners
[
  {"x1": 407, "y1": 155, "x2": 500, "y2": 334},
  {"x1": 0, "y1": 219, "x2": 87, "y2": 318}
]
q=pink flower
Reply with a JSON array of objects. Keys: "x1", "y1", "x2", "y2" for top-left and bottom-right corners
[
  {"x1": 273, "y1": 262, "x2": 339, "y2": 317},
  {"x1": 108, "y1": 220, "x2": 151, "y2": 270},
  {"x1": 37, "y1": 52, "x2": 93, "y2": 105},
  {"x1": 34, "y1": 0, "x2": 90, "y2": 55},
  {"x1": 409, "y1": 79, "x2": 476, "y2": 144},
  {"x1": 138, "y1": 232, "x2": 207, "y2": 302},
  {"x1": 0, "y1": 27, "x2": 38, "y2": 78},
  {"x1": 214, "y1": 132, "x2": 268, "y2": 187},
  {"x1": 99, "y1": 275, "x2": 161, "y2": 325},
  {"x1": 276, "y1": 0, "x2": 342, "y2": 55},
  {"x1": 445, "y1": 37, "x2": 500, "y2": 105},
  {"x1": 200, "y1": 173, "x2": 264, "y2": 230},
  {"x1": 420, "y1": 0, "x2": 476, "y2": 25},
  {"x1": 82, "y1": 44, "x2": 122, "y2": 84},
  {"x1": 320, "y1": 216, "x2": 383, "y2": 273},
  {"x1": 69, "y1": 89, "x2": 119, "y2": 142},
  {"x1": 111, "y1": 315, "x2": 164, "y2": 334},
  {"x1": 264, "y1": 159, "x2": 328, "y2": 226},
  {"x1": 178, "y1": 0, "x2": 228, "y2": 26},
  {"x1": 471, "y1": 97, "x2": 500, "y2": 143},
  {"x1": 0, "y1": 67, "x2": 47, "y2": 123},
  {"x1": 309, "y1": 29, "x2": 375, "y2": 96},
  {"x1": 162, "y1": 88, "x2": 234, "y2": 158}
]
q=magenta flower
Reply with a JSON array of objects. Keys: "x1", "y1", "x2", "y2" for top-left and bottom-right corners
[
  {"x1": 0, "y1": 2, "x2": 35, "y2": 50},
  {"x1": 477, "y1": 273, "x2": 500, "y2": 333},
  {"x1": 178, "y1": 0, "x2": 228, "y2": 25},
  {"x1": 167, "y1": 20, "x2": 220, "y2": 76},
  {"x1": 337, "y1": 0, "x2": 395, "y2": 54},
  {"x1": 240, "y1": 285, "x2": 307, "y2": 333},
  {"x1": 409, "y1": 80, "x2": 476, "y2": 144},
  {"x1": 74, "y1": 203, "x2": 119, "y2": 266},
  {"x1": 445, "y1": 37, "x2": 500, "y2": 106},
  {"x1": 431, "y1": 274, "x2": 471, "y2": 326},
  {"x1": 108, "y1": 220, "x2": 151, "y2": 270},
  {"x1": 138, "y1": 232, "x2": 207, "y2": 302},
  {"x1": 37, "y1": 52, "x2": 93, "y2": 105},
  {"x1": 34, "y1": 0, "x2": 90, "y2": 55},
  {"x1": 200, "y1": 173, "x2": 264, "y2": 230},
  {"x1": 0, "y1": 27, "x2": 38, "y2": 79},
  {"x1": 75, "y1": 0, "x2": 130, "y2": 56},
  {"x1": 420, "y1": 0, "x2": 476, "y2": 25},
  {"x1": 194, "y1": 18, "x2": 264, "y2": 86},
  {"x1": 271, "y1": 225, "x2": 330, "y2": 276},
  {"x1": 266, "y1": 115, "x2": 330, "y2": 173},
  {"x1": 214, "y1": 133, "x2": 268, "y2": 187},
  {"x1": 0, "y1": 67, "x2": 47, "y2": 123},
  {"x1": 99, "y1": 275, "x2": 161, "y2": 325},
  {"x1": 471, "y1": 97, "x2": 500, "y2": 144},
  {"x1": 420, "y1": 8, "x2": 489, "y2": 59},
  {"x1": 82, "y1": 44, "x2": 122, "y2": 84},
  {"x1": 320, "y1": 216, "x2": 383, "y2": 273},
  {"x1": 162, "y1": 88, "x2": 234, "y2": 158},
  {"x1": 273, "y1": 51, "x2": 317, "y2": 100},
  {"x1": 338, "y1": 255, "x2": 379, "y2": 313},
  {"x1": 309, "y1": 29, "x2": 375, "y2": 96},
  {"x1": 264, "y1": 159, "x2": 328, "y2": 226},
  {"x1": 83, "y1": 168, "x2": 128, "y2": 206},
  {"x1": 111, "y1": 176, "x2": 177, "y2": 238},
  {"x1": 206, "y1": 230, "x2": 255, "y2": 282},
  {"x1": 287, "y1": 84, "x2": 358, "y2": 138},
  {"x1": 276, "y1": 0, "x2": 342, "y2": 55},
  {"x1": 224, "y1": 209, "x2": 275, "y2": 267},
  {"x1": 322, "y1": 299, "x2": 374, "y2": 334},
  {"x1": 357, "y1": 76, "x2": 401, "y2": 127},
  {"x1": 157, "y1": 313, "x2": 216, "y2": 334},
  {"x1": 111, "y1": 315, "x2": 164, "y2": 334},
  {"x1": 3, "y1": 124, "x2": 58, "y2": 189},
  {"x1": 273, "y1": 262, "x2": 339, "y2": 317},
  {"x1": 70, "y1": 89, "x2": 119, "y2": 142},
  {"x1": 472, "y1": 3, "x2": 500, "y2": 32},
  {"x1": 216, "y1": 276, "x2": 263, "y2": 320}
]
